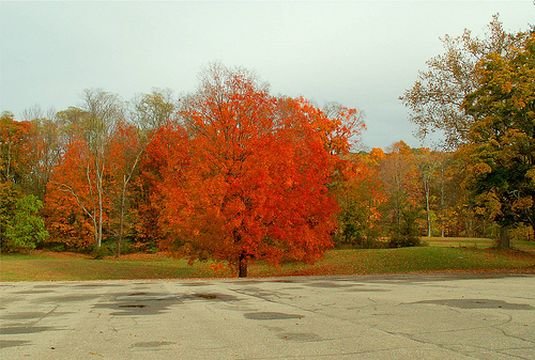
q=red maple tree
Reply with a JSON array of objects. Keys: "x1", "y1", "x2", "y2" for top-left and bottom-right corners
[{"x1": 147, "y1": 66, "x2": 357, "y2": 276}]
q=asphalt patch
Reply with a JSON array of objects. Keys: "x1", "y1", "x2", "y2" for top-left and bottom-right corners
[
  {"x1": 13, "y1": 290, "x2": 55, "y2": 294},
  {"x1": 414, "y1": 298, "x2": 534, "y2": 310},
  {"x1": 0, "y1": 312, "x2": 47, "y2": 320},
  {"x1": 111, "y1": 292, "x2": 175, "y2": 301},
  {"x1": 37, "y1": 294, "x2": 100, "y2": 303},
  {"x1": 0, "y1": 311, "x2": 71, "y2": 321},
  {"x1": 95, "y1": 293, "x2": 179, "y2": 316},
  {"x1": 0, "y1": 326, "x2": 61, "y2": 334},
  {"x1": 95, "y1": 292, "x2": 239, "y2": 316},
  {"x1": 195, "y1": 293, "x2": 217, "y2": 299},
  {"x1": 188, "y1": 293, "x2": 239, "y2": 302},
  {"x1": 244, "y1": 312, "x2": 304, "y2": 320},
  {"x1": 0, "y1": 340, "x2": 31, "y2": 349}
]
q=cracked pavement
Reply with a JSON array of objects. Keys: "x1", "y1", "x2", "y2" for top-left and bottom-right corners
[{"x1": 1, "y1": 273, "x2": 534, "y2": 359}]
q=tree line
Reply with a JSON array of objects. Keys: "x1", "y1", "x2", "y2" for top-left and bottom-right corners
[
  {"x1": 1, "y1": 18, "x2": 533, "y2": 276},
  {"x1": 1, "y1": 64, "x2": 365, "y2": 277},
  {"x1": 400, "y1": 16, "x2": 534, "y2": 248}
]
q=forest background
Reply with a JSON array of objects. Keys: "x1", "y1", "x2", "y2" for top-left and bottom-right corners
[{"x1": 1, "y1": 17, "x2": 533, "y2": 277}]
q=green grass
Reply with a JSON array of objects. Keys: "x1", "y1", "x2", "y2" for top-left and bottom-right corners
[
  {"x1": 424, "y1": 236, "x2": 535, "y2": 252},
  {"x1": 0, "y1": 253, "x2": 228, "y2": 282},
  {"x1": 1, "y1": 247, "x2": 534, "y2": 281}
]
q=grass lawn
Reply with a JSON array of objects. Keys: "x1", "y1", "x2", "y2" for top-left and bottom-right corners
[
  {"x1": 1, "y1": 246, "x2": 534, "y2": 281},
  {"x1": 424, "y1": 237, "x2": 535, "y2": 252}
]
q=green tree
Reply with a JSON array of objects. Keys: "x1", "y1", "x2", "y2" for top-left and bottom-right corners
[
  {"x1": 463, "y1": 33, "x2": 535, "y2": 248},
  {"x1": 0, "y1": 182, "x2": 20, "y2": 249},
  {"x1": 5, "y1": 195, "x2": 49, "y2": 252},
  {"x1": 401, "y1": 15, "x2": 528, "y2": 149}
]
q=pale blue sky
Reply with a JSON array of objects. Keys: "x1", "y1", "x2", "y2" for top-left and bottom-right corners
[{"x1": 0, "y1": 1, "x2": 533, "y2": 149}]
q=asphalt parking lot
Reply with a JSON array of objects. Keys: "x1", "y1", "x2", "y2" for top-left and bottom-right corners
[{"x1": 1, "y1": 274, "x2": 534, "y2": 359}]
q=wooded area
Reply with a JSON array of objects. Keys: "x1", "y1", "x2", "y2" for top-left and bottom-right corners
[{"x1": 1, "y1": 19, "x2": 533, "y2": 277}]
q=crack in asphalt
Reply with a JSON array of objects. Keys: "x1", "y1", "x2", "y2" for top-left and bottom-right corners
[
  {"x1": 2, "y1": 277, "x2": 533, "y2": 359},
  {"x1": 228, "y1": 285, "x2": 478, "y2": 359},
  {"x1": 236, "y1": 345, "x2": 444, "y2": 360},
  {"x1": 371, "y1": 325, "x2": 481, "y2": 359}
]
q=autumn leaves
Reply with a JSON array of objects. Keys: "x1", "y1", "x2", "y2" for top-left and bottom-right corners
[{"x1": 42, "y1": 65, "x2": 363, "y2": 276}]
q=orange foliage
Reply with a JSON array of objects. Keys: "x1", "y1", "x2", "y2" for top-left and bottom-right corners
[
  {"x1": 333, "y1": 150, "x2": 388, "y2": 247},
  {"x1": 45, "y1": 140, "x2": 102, "y2": 247},
  {"x1": 0, "y1": 115, "x2": 32, "y2": 184},
  {"x1": 144, "y1": 71, "x2": 354, "y2": 271},
  {"x1": 136, "y1": 123, "x2": 190, "y2": 247}
]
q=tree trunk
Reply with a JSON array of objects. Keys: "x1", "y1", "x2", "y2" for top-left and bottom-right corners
[
  {"x1": 117, "y1": 196, "x2": 125, "y2": 257},
  {"x1": 95, "y1": 159, "x2": 104, "y2": 249},
  {"x1": 91, "y1": 217, "x2": 98, "y2": 247},
  {"x1": 421, "y1": 169, "x2": 432, "y2": 238},
  {"x1": 497, "y1": 226, "x2": 511, "y2": 249},
  {"x1": 117, "y1": 178, "x2": 127, "y2": 258},
  {"x1": 6, "y1": 142, "x2": 11, "y2": 181},
  {"x1": 238, "y1": 252, "x2": 248, "y2": 278},
  {"x1": 425, "y1": 184, "x2": 431, "y2": 237},
  {"x1": 97, "y1": 185, "x2": 103, "y2": 248},
  {"x1": 115, "y1": 150, "x2": 144, "y2": 258},
  {"x1": 440, "y1": 164, "x2": 445, "y2": 238}
]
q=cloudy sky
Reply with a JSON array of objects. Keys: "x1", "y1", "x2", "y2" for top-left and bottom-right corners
[{"x1": 0, "y1": 1, "x2": 533, "y2": 149}]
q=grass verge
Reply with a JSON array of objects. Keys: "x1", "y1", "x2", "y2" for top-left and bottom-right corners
[{"x1": 1, "y1": 247, "x2": 534, "y2": 281}]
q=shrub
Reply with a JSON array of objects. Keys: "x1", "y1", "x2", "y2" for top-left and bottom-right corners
[
  {"x1": 5, "y1": 195, "x2": 49, "y2": 252},
  {"x1": 0, "y1": 182, "x2": 20, "y2": 250},
  {"x1": 388, "y1": 235, "x2": 421, "y2": 248}
]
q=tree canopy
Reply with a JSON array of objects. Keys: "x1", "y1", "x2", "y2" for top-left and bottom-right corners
[
  {"x1": 148, "y1": 65, "x2": 361, "y2": 276},
  {"x1": 400, "y1": 15, "x2": 529, "y2": 149},
  {"x1": 462, "y1": 33, "x2": 535, "y2": 246}
]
